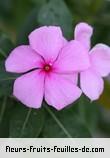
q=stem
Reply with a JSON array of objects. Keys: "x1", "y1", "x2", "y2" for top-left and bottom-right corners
[
  {"x1": 0, "y1": 96, "x2": 7, "y2": 123},
  {"x1": 19, "y1": 108, "x2": 32, "y2": 137},
  {"x1": 45, "y1": 106, "x2": 72, "y2": 138},
  {"x1": 78, "y1": 96, "x2": 85, "y2": 120}
]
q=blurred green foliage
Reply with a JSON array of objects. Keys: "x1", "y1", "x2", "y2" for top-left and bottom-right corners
[{"x1": 0, "y1": 0, "x2": 110, "y2": 138}]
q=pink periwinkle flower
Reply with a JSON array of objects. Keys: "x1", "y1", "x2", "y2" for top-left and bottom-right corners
[
  {"x1": 5, "y1": 26, "x2": 90, "y2": 110},
  {"x1": 74, "y1": 22, "x2": 110, "y2": 101}
]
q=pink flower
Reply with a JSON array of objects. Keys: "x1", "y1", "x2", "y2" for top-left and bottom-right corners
[
  {"x1": 74, "y1": 22, "x2": 110, "y2": 101},
  {"x1": 5, "y1": 26, "x2": 90, "y2": 110}
]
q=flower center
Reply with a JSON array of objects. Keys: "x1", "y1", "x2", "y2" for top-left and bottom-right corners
[{"x1": 43, "y1": 64, "x2": 52, "y2": 72}]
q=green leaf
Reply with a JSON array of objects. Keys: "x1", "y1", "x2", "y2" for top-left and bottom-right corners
[
  {"x1": 17, "y1": 1, "x2": 46, "y2": 45},
  {"x1": 38, "y1": 0, "x2": 73, "y2": 38},
  {"x1": 0, "y1": 31, "x2": 14, "y2": 59},
  {"x1": 9, "y1": 103, "x2": 45, "y2": 138},
  {"x1": 77, "y1": 96, "x2": 100, "y2": 134},
  {"x1": 0, "y1": 0, "x2": 12, "y2": 18},
  {"x1": 17, "y1": 8, "x2": 39, "y2": 45},
  {"x1": 65, "y1": 0, "x2": 91, "y2": 18},
  {"x1": 0, "y1": 32, "x2": 17, "y2": 96},
  {"x1": 0, "y1": 61, "x2": 18, "y2": 97},
  {"x1": 41, "y1": 104, "x2": 91, "y2": 138},
  {"x1": 0, "y1": 97, "x2": 10, "y2": 137},
  {"x1": 98, "y1": 107, "x2": 110, "y2": 137},
  {"x1": 89, "y1": 0, "x2": 104, "y2": 15},
  {"x1": 31, "y1": 0, "x2": 46, "y2": 5},
  {"x1": 0, "y1": 32, "x2": 16, "y2": 97}
]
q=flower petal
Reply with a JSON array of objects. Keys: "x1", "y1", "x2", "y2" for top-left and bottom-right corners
[
  {"x1": 63, "y1": 37, "x2": 68, "y2": 45},
  {"x1": 29, "y1": 26, "x2": 64, "y2": 62},
  {"x1": 5, "y1": 45, "x2": 43, "y2": 73},
  {"x1": 13, "y1": 70, "x2": 45, "y2": 108},
  {"x1": 74, "y1": 22, "x2": 93, "y2": 51},
  {"x1": 44, "y1": 73, "x2": 82, "y2": 110},
  {"x1": 80, "y1": 68, "x2": 104, "y2": 101},
  {"x1": 90, "y1": 44, "x2": 110, "y2": 77},
  {"x1": 53, "y1": 40, "x2": 90, "y2": 72}
]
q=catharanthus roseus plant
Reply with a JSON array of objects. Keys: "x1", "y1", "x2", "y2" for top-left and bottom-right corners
[
  {"x1": 5, "y1": 26, "x2": 90, "y2": 110},
  {"x1": 74, "y1": 23, "x2": 110, "y2": 100},
  {"x1": 5, "y1": 23, "x2": 110, "y2": 110}
]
